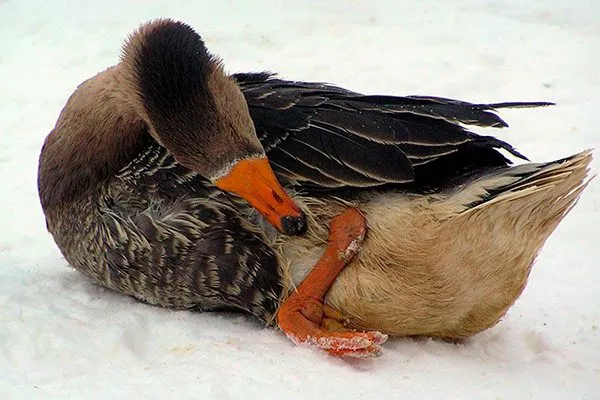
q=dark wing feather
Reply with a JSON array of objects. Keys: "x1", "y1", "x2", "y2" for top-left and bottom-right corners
[{"x1": 234, "y1": 72, "x2": 550, "y2": 189}]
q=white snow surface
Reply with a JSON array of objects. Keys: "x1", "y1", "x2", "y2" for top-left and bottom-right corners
[{"x1": 1, "y1": 1, "x2": 599, "y2": 399}]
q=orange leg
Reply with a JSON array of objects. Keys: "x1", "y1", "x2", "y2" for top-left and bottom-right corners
[{"x1": 277, "y1": 208, "x2": 388, "y2": 357}]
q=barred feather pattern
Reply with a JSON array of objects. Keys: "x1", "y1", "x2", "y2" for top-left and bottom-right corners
[{"x1": 46, "y1": 144, "x2": 283, "y2": 322}]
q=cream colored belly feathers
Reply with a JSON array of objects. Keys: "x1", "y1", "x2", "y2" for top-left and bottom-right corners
[{"x1": 277, "y1": 151, "x2": 592, "y2": 339}]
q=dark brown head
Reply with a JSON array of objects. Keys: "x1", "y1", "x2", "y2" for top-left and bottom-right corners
[{"x1": 120, "y1": 19, "x2": 306, "y2": 235}]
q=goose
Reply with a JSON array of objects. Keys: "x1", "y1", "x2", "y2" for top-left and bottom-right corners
[{"x1": 38, "y1": 19, "x2": 592, "y2": 358}]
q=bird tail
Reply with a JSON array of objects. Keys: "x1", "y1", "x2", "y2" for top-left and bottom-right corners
[
  {"x1": 447, "y1": 150, "x2": 593, "y2": 219},
  {"x1": 423, "y1": 151, "x2": 593, "y2": 337}
]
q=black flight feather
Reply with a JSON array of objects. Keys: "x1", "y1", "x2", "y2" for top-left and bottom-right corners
[{"x1": 234, "y1": 73, "x2": 548, "y2": 190}]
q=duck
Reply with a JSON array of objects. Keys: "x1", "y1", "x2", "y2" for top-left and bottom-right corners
[{"x1": 38, "y1": 19, "x2": 592, "y2": 358}]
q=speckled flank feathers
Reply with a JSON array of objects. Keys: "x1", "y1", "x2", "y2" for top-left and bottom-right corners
[{"x1": 44, "y1": 142, "x2": 283, "y2": 320}]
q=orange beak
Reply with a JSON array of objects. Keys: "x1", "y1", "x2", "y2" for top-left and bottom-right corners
[{"x1": 215, "y1": 157, "x2": 307, "y2": 236}]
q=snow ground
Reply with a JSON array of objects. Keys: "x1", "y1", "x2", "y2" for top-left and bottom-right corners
[{"x1": 1, "y1": 0, "x2": 599, "y2": 398}]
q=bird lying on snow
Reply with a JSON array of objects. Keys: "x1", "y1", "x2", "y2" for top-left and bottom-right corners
[{"x1": 38, "y1": 19, "x2": 592, "y2": 358}]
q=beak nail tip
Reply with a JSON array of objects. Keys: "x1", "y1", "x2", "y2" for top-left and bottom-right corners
[{"x1": 281, "y1": 214, "x2": 307, "y2": 236}]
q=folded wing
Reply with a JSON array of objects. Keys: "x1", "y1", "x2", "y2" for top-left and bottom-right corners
[{"x1": 234, "y1": 72, "x2": 551, "y2": 190}]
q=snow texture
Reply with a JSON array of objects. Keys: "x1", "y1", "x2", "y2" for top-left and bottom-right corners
[{"x1": 1, "y1": 1, "x2": 599, "y2": 399}]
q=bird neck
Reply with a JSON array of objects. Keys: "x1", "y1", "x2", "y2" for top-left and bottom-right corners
[{"x1": 38, "y1": 65, "x2": 152, "y2": 211}]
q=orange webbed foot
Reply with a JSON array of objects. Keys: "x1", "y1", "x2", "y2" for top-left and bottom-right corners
[
  {"x1": 278, "y1": 297, "x2": 388, "y2": 357},
  {"x1": 277, "y1": 208, "x2": 388, "y2": 358}
]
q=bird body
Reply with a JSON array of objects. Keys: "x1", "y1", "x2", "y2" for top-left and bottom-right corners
[{"x1": 38, "y1": 19, "x2": 592, "y2": 356}]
